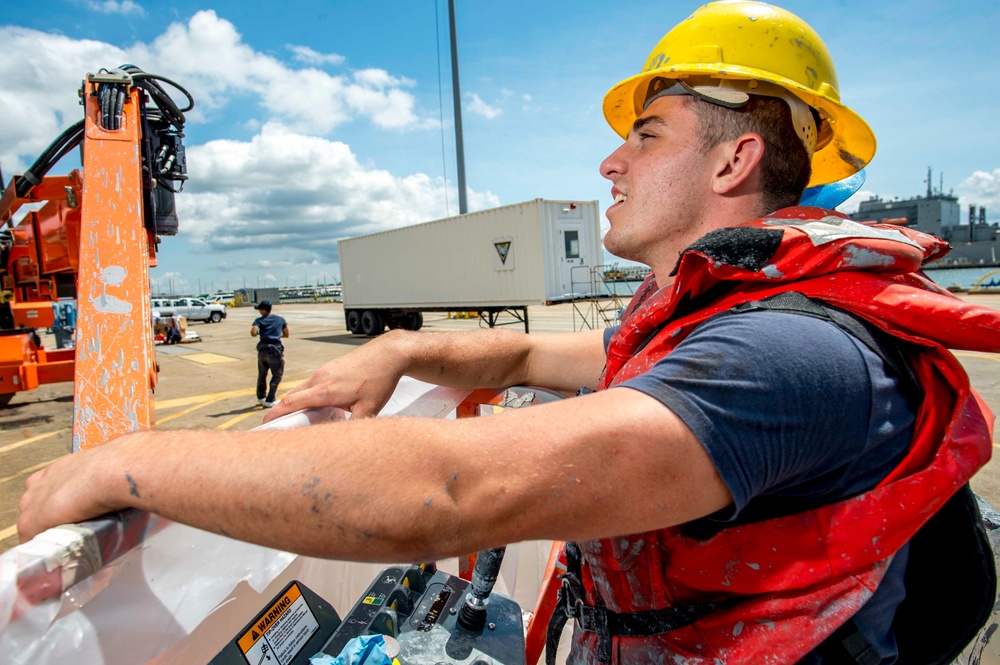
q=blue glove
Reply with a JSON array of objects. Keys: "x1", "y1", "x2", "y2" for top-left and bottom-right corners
[{"x1": 310, "y1": 634, "x2": 392, "y2": 665}]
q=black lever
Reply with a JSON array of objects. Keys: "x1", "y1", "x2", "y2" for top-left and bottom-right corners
[{"x1": 457, "y1": 546, "x2": 506, "y2": 631}]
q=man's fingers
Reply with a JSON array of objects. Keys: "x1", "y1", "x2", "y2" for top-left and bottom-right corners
[{"x1": 262, "y1": 386, "x2": 324, "y2": 422}]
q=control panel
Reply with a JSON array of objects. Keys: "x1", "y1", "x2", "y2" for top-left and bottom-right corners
[{"x1": 210, "y1": 562, "x2": 526, "y2": 665}]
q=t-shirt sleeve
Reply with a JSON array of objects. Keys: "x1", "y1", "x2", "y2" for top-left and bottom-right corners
[{"x1": 615, "y1": 310, "x2": 912, "y2": 519}]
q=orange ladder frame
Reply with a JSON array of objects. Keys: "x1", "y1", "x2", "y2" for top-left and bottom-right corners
[{"x1": 72, "y1": 73, "x2": 158, "y2": 450}]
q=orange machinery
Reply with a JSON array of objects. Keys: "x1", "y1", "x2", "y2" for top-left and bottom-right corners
[{"x1": 0, "y1": 66, "x2": 192, "y2": 449}]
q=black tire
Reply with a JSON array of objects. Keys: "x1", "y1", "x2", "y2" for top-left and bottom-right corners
[
  {"x1": 209, "y1": 311, "x2": 222, "y2": 323},
  {"x1": 409, "y1": 312, "x2": 424, "y2": 331},
  {"x1": 0, "y1": 392, "x2": 13, "y2": 408},
  {"x1": 346, "y1": 310, "x2": 362, "y2": 334},
  {"x1": 361, "y1": 310, "x2": 383, "y2": 336}
]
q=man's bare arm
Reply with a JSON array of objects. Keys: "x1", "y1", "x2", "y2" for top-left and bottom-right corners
[
  {"x1": 266, "y1": 328, "x2": 607, "y2": 421},
  {"x1": 18, "y1": 386, "x2": 731, "y2": 561}
]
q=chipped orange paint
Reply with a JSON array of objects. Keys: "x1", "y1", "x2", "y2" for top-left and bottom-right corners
[{"x1": 72, "y1": 77, "x2": 157, "y2": 451}]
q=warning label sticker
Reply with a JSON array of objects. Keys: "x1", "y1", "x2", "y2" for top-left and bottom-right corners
[{"x1": 237, "y1": 583, "x2": 319, "y2": 665}]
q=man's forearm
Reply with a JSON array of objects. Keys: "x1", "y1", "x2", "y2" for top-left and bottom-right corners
[
  {"x1": 385, "y1": 327, "x2": 605, "y2": 394},
  {"x1": 386, "y1": 328, "x2": 532, "y2": 390},
  {"x1": 53, "y1": 418, "x2": 525, "y2": 562}
]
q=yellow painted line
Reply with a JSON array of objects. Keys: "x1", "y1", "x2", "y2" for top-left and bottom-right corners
[
  {"x1": 181, "y1": 352, "x2": 240, "y2": 365},
  {"x1": 0, "y1": 459, "x2": 54, "y2": 486},
  {"x1": 155, "y1": 379, "x2": 304, "y2": 411},
  {"x1": 0, "y1": 523, "x2": 17, "y2": 542},
  {"x1": 0, "y1": 428, "x2": 67, "y2": 455},
  {"x1": 954, "y1": 351, "x2": 1000, "y2": 363},
  {"x1": 156, "y1": 395, "x2": 233, "y2": 425},
  {"x1": 214, "y1": 386, "x2": 301, "y2": 430},
  {"x1": 216, "y1": 409, "x2": 265, "y2": 430}
]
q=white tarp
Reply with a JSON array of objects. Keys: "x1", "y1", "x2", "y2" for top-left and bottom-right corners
[{"x1": 0, "y1": 378, "x2": 558, "y2": 665}]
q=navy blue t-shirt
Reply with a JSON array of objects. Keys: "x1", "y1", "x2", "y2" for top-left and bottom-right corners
[
  {"x1": 603, "y1": 310, "x2": 915, "y2": 664},
  {"x1": 253, "y1": 313, "x2": 287, "y2": 348}
]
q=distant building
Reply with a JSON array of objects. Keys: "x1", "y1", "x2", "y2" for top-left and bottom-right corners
[{"x1": 847, "y1": 168, "x2": 999, "y2": 266}]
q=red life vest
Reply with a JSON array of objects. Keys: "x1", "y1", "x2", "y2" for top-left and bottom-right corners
[{"x1": 570, "y1": 207, "x2": 998, "y2": 664}]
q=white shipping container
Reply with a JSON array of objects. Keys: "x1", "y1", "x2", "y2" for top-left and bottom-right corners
[{"x1": 338, "y1": 199, "x2": 603, "y2": 335}]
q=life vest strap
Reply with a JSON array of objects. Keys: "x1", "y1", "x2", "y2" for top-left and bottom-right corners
[{"x1": 545, "y1": 543, "x2": 720, "y2": 665}]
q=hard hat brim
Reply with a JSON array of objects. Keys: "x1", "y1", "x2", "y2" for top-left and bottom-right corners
[{"x1": 603, "y1": 66, "x2": 876, "y2": 188}]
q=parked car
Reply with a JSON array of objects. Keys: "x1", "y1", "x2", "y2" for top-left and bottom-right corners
[{"x1": 151, "y1": 297, "x2": 227, "y2": 323}]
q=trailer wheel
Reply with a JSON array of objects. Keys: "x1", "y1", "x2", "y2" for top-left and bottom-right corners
[
  {"x1": 346, "y1": 310, "x2": 362, "y2": 334},
  {"x1": 408, "y1": 312, "x2": 423, "y2": 331},
  {"x1": 361, "y1": 310, "x2": 383, "y2": 336}
]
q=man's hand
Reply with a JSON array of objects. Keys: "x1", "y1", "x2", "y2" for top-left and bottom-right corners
[
  {"x1": 263, "y1": 332, "x2": 409, "y2": 422},
  {"x1": 18, "y1": 445, "x2": 123, "y2": 543}
]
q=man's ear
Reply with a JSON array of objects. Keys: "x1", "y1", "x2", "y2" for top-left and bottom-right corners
[{"x1": 711, "y1": 132, "x2": 764, "y2": 195}]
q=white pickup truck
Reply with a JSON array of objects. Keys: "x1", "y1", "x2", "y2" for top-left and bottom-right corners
[{"x1": 151, "y1": 297, "x2": 227, "y2": 323}]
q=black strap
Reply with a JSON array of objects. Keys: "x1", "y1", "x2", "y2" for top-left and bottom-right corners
[
  {"x1": 815, "y1": 618, "x2": 882, "y2": 665},
  {"x1": 545, "y1": 543, "x2": 720, "y2": 665}
]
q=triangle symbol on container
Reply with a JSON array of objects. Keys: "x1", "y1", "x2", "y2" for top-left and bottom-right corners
[
  {"x1": 494, "y1": 241, "x2": 512, "y2": 265},
  {"x1": 252, "y1": 630, "x2": 260, "y2": 640}
]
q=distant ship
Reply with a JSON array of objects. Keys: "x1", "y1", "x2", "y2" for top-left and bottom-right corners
[{"x1": 847, "y1": 167, "x2": 999, "y2": 267}]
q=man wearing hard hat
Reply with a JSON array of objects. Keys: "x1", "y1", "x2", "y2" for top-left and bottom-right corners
[{"x1": 19, "y1": 3, "x2": 999, "y2": 663}]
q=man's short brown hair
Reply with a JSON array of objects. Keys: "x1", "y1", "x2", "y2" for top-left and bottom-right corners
[{"x1": 688, "y1": 96, "x2": 812, "y2": 214}]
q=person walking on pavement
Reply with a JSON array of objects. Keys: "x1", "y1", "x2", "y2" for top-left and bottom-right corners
[{"x1": 250, "y1": 300, "x2": 288, "y2": 408}]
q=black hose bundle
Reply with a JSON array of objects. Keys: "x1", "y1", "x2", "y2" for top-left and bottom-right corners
[
  {"x1": 10, "y1": 65, "x2": 194, "y2": 200},
  {"x1": 14, "y1": 120, "x2": 86, "y2": 198}
]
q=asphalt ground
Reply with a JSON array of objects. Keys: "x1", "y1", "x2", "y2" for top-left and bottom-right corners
[{"x1": 2, "y1": 293, "x2": 999, "y2": 554}]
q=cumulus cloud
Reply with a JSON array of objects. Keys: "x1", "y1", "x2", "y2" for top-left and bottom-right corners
[
  {"x1": 87, "y1": 0, "x2": 144, "y2": 15},
  {"x1": 0, "y1": 12, "x2": 500, "y2": 264},
  {"x1": 0, "y1": 11, "x2": 431, "y2": 170},
  {"x1": 150, "y1": 271, "x2": 188, "y2": 294},
  {"x1": 287, "y1": 45, "x2": 345, "y2": 67},
  {"x1": 465, "y1": 93, "x2": 502, "y2": 119},
  {"x1": 176, "y1": 123, "x2": 500, "y2": 261},
  {"x1": 0, "y1": 28, "x2": 126, "y2": 172},
  {"x1": 837, "y1": 189, "x2": 881, "y2": 216},
  {"x1": 957, "y1": 169, "x2": 1000, "y2": 222}
]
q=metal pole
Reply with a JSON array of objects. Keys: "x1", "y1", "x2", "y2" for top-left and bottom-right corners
[{"x1": 448, "y1": 0, "x2": 468, "y2": 214}]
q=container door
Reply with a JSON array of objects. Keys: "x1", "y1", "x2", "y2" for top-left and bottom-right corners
[{"x1": 559, "y1": 221, "x2": 584, "y2": 296}]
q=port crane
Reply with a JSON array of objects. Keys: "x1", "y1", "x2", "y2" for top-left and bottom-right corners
[{"x1": 0, "y1": 66, "x2": 190, "y2": 450}]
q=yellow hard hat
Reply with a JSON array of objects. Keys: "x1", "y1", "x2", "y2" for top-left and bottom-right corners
[{"x1": 603, "y1": 0, "x2": 876, "y2": 187}]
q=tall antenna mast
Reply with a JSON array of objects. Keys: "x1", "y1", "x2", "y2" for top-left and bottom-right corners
[{"x1": 448, "y1": 0, "x2": 468, "y2": 214}]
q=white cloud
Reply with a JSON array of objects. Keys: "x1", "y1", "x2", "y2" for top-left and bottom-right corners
[
  {"x1": 957, "y1": 169, "x2": 1000, "y2": 221},
  {"x1": 0, "y1": 28, "x2": 126, "y2": 172},
  {"x1": 150, "y1": 271, "x2": 188, "y2": 295},
  {"x1": 465, "y1": 93, "x2": 502, "y2": 119},
  {"x1": 87, "y1": 0, "x2": 144, "y2": 15},
  {"x1": 837, "y1": 189, "x2": 882, "y2": 215},
  {"x1": 0, "y1": 11, "x2": 433, "y2": 171},
  {"x1": 287, "y1": 45, "x2": 345, "y2": 67},
  {"x1": 176, "y1": 123, "x2": 499, "y2": 260},
  {"x1": 127, "y1": 11, "x2": 428, "y2": 132}
]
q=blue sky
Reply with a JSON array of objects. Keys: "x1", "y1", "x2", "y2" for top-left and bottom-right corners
[{"x1": 2, "y1": 0, "x2": 998, "y2": 295}]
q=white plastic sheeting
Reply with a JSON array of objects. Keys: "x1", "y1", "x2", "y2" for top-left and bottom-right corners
[{"x1": 0, "y1": 378, "x2": 557, "y2": 665}]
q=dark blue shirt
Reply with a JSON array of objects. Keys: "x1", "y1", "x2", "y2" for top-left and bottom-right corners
[
  {"x1": 604, "y1": 310, "x2": 915, "y2": 664},
  {"x1": 253, "y1": 313, "x2": 287, "y2": 349}
]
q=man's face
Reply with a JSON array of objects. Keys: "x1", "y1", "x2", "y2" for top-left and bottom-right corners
[{"x1": 600, "y1": 96, "x2": 717, "y2": 270}]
